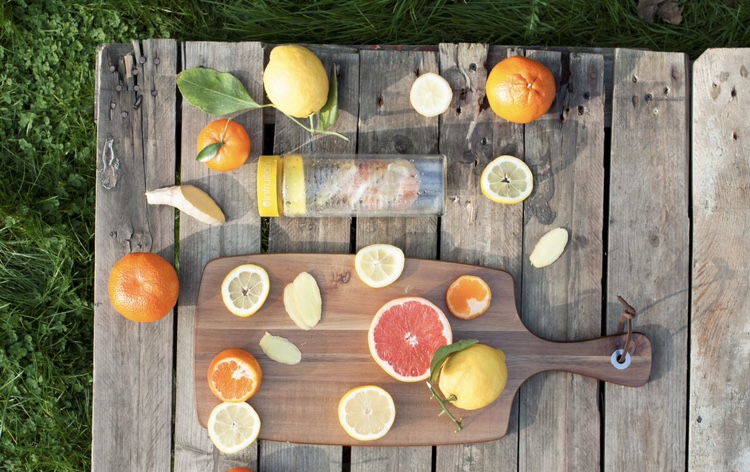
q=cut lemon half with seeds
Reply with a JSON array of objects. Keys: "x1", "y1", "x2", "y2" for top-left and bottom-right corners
[
  {"x1": 338, "y1": 385, "x2": 396, "y2": 441},
  {"x1": 207, "y1": 401, "x2": 261, "y2": 454},
  {"x1": 410, "y1": 72, "x2": 453, "y2": 117},
  {"x1": 354, "y1": 244, "x2": 405, "y2": 288},
  {"x1": 221, "y1": 264, "x2": 270, "y2": 317},
  {"x1": 480, "y1": 155, "x2": 534, "y2": 204}
]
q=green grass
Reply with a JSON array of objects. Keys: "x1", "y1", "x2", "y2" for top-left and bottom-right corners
[{"x1": 0, "y1": 0, "x2": 747, "y2": 470}]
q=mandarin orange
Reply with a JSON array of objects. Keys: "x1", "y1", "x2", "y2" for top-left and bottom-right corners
[
  {"x1": 208, "y1": 348, "x2": 263, "y2": 402},
  {"x1": 226, "y1": 468, "x2": 254, "y2": 472},
  {"x1": 196, "y1": 119, "x2": 251, "y2": 172},
  {"x1": 445, "y1": 275, "x2": 492, "y2": 320},
  {"x1": 108, "y1": 252, "x2": 179, "y2": 323},
  {"x1": 486, "y1": 56, "x2": 556, "y2": 124}
]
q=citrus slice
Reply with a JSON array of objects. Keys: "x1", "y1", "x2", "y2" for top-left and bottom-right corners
[
  {"x1": 368, "y1": 297, "x2": 453, "y2": 382},
  {"x1": 338, "y1": 385, "x2": 396, "y2": 441},
  {"x1": 221, "y1": 264, "x2": 270, "y2": 317},
  {"x1": 445, "y1": 275, "x2": 492, "y2": 320},
  {"x1": 355, "y1": 244, "x2": 405, "y2": 288},
  {"x1": 207, "y1": 348, "x2": 263, "y2": 402},
  {"x1": 410, "y1": 72, "x2": 453, "y2": 117},
  {"x1": 207, "y1": 401, "x2": 261, "y2": 454},
  {"x1": 480, "y1": 155, "x2": 534, "y2": 204}
]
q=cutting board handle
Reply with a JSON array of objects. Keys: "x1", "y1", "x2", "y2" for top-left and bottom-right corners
[{"x1": 526, "y1": 332, "x2": 652, "y2": 387}]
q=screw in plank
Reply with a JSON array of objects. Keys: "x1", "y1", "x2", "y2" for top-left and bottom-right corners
[
  {"x1": 115, "y1": 83, "x2": 122, "y2": 92},
  {"x1": 151, "y1": 89, "x2": 158, "y2": 97},
  {"x1": 133, "y1": 85, "x2": 140, "y2": 92},
  {"x1": 132, "y1": 67, "x2": 139, "y2": 76},
  {"x1": 109, "y1": 65, "x2": 116, "y2": 72},
  {"x1": 139, "y1": 56, "x2": 146, "y2": 64},
  {"x1": 121, "y1": 111, "x2": 129, "y2": 118},
  {"x1": 153, "y1": 57, "x2": 161, "y2": 65}
]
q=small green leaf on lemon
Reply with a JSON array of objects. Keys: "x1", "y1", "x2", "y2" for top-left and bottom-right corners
[
  {"x1": 196, "y1": 142, "x2": 221, "y2": 162},
  {"x1": 177, "y1": 67, "x2": 262, "y2": 116},
  {"x1": 429, "y1": 339, "x2": 478, "y2": 383},
  {"x1": 319, "y1": 64, "x2": 339, "y2": 131}
]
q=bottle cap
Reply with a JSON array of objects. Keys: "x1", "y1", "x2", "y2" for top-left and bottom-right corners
[{"x1": 257, "y1": 155, "x2": 282, "y2": 217}]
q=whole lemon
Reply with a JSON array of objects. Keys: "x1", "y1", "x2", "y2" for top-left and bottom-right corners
[
  {"x1": 438, "y1": 344, "x2": 507, "y2": 410},
  {"x1": 263, "y1": 45, "x2": 329, "y2": 118}
]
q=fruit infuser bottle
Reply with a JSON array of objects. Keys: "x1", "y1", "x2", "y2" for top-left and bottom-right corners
[{"x1": 257, "y1": 154, "x2": 446, "y2": 217}]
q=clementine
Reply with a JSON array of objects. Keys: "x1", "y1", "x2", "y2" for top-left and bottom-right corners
[
  {"x1": 196, "y1": 119, "x2": 251, "y2": 172},
  {"x1": 226, "y1": 468, "x2": 253, "y2": 472},
  {"x1": 445, "y1": 275, "x2": 492, "y2": 320},
  {"x1": 208, "y1": 348, "x2": 263, "y2": 402},
  {"x1": 485, "y1": 56, "x2": 556, "y2": 124},
  {"x1": 108, "y1": 252, "x2": 179, "y2": 323}
]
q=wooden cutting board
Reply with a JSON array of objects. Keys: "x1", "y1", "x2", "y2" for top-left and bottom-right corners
[{"x1": 194, "y1": 253, "x2": 651, "y2": 446}]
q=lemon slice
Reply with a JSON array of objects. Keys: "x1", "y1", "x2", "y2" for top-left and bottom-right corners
[
  {"x1": 221, "y1": 264, "x2": 270, "y2": 317},
  {"x1": 480, "y1": 155, "x2": 534, "y2": 204},
  {"x1": 354, "y1": 244, "x2": 405, "y2": 288},
  {"x1": 207, "y1": 401, "x2": 261, "y2": 454},
  {"x1": 338, "y1": 385, "x2": 396, "y2": 441},
  {"x1": 409, "y1": 72, "x2": 453, "y2": 117}
]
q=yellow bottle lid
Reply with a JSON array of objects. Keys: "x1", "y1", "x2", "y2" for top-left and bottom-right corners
[{"x1": 257, "y1": 155, "x2": 282, "y2": 217}]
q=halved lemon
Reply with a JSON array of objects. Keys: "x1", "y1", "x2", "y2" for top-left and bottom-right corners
[
  {"x1": 338, "y1": 385, "x2": 396, "y2": 441},
  {"x1": 354, "y1": 244, "x2": 405, "y2": 288},
  {"x1": 221, "y1": 264, "x2": 270, "y2": 317},
  {"x1": 409, "y1": 72, "x2": 453, "y2": 117},
  {"x1": 480, "y1": 155, "x2": 534, "y2": 204},
  {"x1": 207, "y1": 401, "x2": 261, "y2": 454}
]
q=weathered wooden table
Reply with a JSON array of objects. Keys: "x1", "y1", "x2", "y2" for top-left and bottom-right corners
[{"x1": 93, "y1": 41, "x2": 749, "y2": 471}]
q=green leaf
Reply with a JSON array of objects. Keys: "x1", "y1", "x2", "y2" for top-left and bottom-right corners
[
  {"x1": 429, "y1": 339, "x2": 479, "y2": 383},
  {"x1": 196, "y1": 142, "x2": 221, "y2": 162},
  {"x1": 176, "y1": 67, "x2": 262, "y2": 116},
  {"x1": 318, "y1": 64, "x2": 339, "y2": 131}
]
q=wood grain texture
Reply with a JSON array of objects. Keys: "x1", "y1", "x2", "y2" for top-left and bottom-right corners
[
  {"x1": 92, "y1": 40, "x2": 176, "y2": 472},
  {"x1": 606, "y1": 48, "x2": 690, "y2": 472},
  {"x1": 355, "y1": 49, "x2": 439, "y2": 259},
  {"x1": 435, "y1": 43, "x2": 523, "y2": 472},
  {"x1": 518, "y1": 50, "x2": 604, "y2": 472},
  {"x1": 690, "y1": 48, "x2": 750, "y2": 472},
  {"x1": 262, "y1": 44, "x2": 359, "y2": 472},
  {"x1": 173, "y1": 41, "x2": 264, "y2": 472},
  {"x1": 193, "y1": 253, "x2": 651, "y2": 446},
  {"x1": 351, "y1": 47, "x2": 441, "y2": 471}
]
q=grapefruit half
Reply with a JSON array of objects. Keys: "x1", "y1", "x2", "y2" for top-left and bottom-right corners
[{"x1": 368, "y1": 297, "x2": 453, "y2": 382}]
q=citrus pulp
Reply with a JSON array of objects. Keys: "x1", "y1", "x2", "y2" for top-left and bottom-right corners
[
  {"x1": 221, "y1": 264, "x2": 270, "y2": 317},
  {"x1": 207, "y1": 401, "x2": 261, "y2": 454},
  {"x1": 338, "y1": 385, "x2": 396, "y2": 441},
  {"x1": 410, "y1": 72, "x2": 453, "y2": 117},
  {"x1": 480, "y1": 155, "x2": 533, "y2": 204},
  {"x1": 207, "y1": 348, "x2": 263, "y2": 402},
  {"x1": 368, "y1": 297, "x2": 453, "y2": 382},
  {"x1": 354, "y1": 244, "x2": 405, "y2": 288},
  {"x1": 445, "y1": 275, "x2": 492, "y2": 320}
]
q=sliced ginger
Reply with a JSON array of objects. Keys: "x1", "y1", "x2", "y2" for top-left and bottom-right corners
[
  {"x1": 529, "y1": 227, "x2": 569, "y2": 268},
  {"x1": 145, "y1": 184, "x2": 225, "y2": 225},
  {"x1": 259, "y1": 332, "x2": 302, "y2": 365},
  {"x1": 283, "y1": 272, "x2": 322, "y2": 330}
]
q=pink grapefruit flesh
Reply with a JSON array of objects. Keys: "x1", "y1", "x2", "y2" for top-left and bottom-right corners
[{"x1": 368, "y1": 297, "x2": 453, "y2": 382}]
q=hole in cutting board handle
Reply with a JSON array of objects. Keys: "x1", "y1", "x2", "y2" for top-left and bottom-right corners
[{"x1": 611, "y1": 349, "x2": 632, "y2": 370}]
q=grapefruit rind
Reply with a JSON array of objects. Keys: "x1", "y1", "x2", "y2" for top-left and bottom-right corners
[{"x1": 367, "y1": 296, "x2": 453, "y2": 382}]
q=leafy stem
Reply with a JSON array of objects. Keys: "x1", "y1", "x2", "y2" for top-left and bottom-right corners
[
  {"x1": 426, "y1": 381, "x2": 463, "y2": 432},
  {"x1": 283, "y1": 112, "x2": 349, "y2": 141}
]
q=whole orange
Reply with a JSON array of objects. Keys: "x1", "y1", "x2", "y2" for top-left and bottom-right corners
[
  {"x1": 108, "y1": 252, "x2": 179, "y2": 322},
  {"x1": 485, "y1": 56, "x2": 556, "y2": 124},
  {"x1": 196, "y1": 119, "x2": 251, "y2": 172},
  {"x1": 226, "y1": 468, "x2": 253, "y2": 472},
  {"x1": 208, "y1": 348, "x2": 263, "y2": 402}
]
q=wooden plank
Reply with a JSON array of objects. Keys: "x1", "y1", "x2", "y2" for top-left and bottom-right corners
[
  {"x1": 435, "y1": 43, "x2": 523, "y2": 472},
  {"x1": 605, "y1": 49, "x2": 690, "y2": 471},
  {"x1": 173, "y1": 41, "x2": 264, "y2": 472},
  {"x1": 519, "y1": 50, "x2": 604, "y2": 472},
  {"x1": 260, "y1": 44, "x2": 359, "y2": 472},
  {"x1": 690, "y1": 48, "x2": 750, "y2": 472},
  {"x1": 350, "y1": 48, "x2": 439, "y2": 472},
  {"x1": 92, "y1": 39, "x2": 176, "y2": 472}
]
